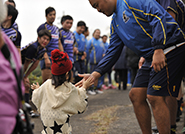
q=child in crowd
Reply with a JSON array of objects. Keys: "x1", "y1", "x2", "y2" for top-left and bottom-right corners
[{"x1": 31, "y1": 49, "x2": 93, "y2": 134}]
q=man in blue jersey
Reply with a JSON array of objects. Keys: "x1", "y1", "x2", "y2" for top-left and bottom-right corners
[
  {"x1": 21, "y1": 29, "x2": 51, "y2": 103},
  {"x1": 37, "y1": 7, "x2": 63, "y2": 83},
  {"x1": 150, "y1": 0, "x2": 185, "y2": 133},
  {"x1": 73, "y1": 21, "x2": 87, "y2": 83},
  {"x1": 5, "y1": 0, "x2": 18, "y2": 29},
  {"x1": 175, "y1": 0, "x2": 185, "y2": 32},
  {"x1": 59, "y1": 15, "x2": 74, "y2": 63},
  {"x1": 87, "y1": 29, "x2": 104, "y2": 94},
  {"x1": 83, "y1": 26, "x2": 90, "y2": 73},
  {"x1": 76, "y1": 0, "x2": 185, "y2": 133},
  {"x1": 1, "y1": 4, "x2": 21, "y2": 55}
]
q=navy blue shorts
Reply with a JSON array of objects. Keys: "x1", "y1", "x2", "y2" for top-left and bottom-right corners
[
  {"x1": 133, "y1": 43, "x2": 185, "y2": 97},
  {"x1": 40, "y1": 57, "x2": 52, "y2": 70}
]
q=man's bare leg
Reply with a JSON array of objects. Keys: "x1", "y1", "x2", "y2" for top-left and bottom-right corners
[
  {"x1": 148, "y1": 95, "x2": 170, "y2": 134},
  {"x1": 129, "y1": 87, "x2": 152, "y2": 134},
  {"x1": 165, "y1": 96, "x2": 177, "y2": 126},
  {"x1": 42, "y1": 69, "x2": 52, "y2": 83}
]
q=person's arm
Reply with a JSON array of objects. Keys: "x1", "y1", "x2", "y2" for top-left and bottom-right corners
[
  {"x1": 43, "y1": 52, "x2": 51, "y2": 68},
  {"x1": 167, "y1": 10, "x2": 176, "y2": 20},
  {"x1": 156, "y1": 0, "x2": 177, "y2": 20},
  {"x1": 58, "y1": 39, "x2": 64, "y2": 51},
  {"x1": 23, "y1": 59, "x2": 31, "y2": 74},
  {"x1": 0, "y1": 32, "x2": 4, "y2": 49},
  {"x1": 15, "y1": 31, "x2": 22, "y2": 61},
  {"x1": 153, "y1": 0, "x2": 177, "y2": 72},
  {"x1": 24, "y1": 60, "x2": 39, "y2": 78},
  {"x1": 128, "y1": 0, "x2": 176, "y2": 72},
  {"x1": 94, "y1": 31, "x2": 124, "y2": 76}
]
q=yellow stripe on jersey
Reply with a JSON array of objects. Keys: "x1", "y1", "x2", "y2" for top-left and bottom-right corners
[{"x1": 124, "y1": 0, "x2": 166, "y2": 45}]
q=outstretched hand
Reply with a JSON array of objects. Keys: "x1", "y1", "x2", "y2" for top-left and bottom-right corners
[
  {"x1": 31, "y1": 82, "x2": 40, "y2": 90},
  {"x1": 75, "y1": 72, "x2": 101, "y2": 88},
  {"x1": 82, "y1": 77, "x2": 94, "y2": 89},
  {"x1": 75, "y1": 74, "x2": 92, "y2": 87}
]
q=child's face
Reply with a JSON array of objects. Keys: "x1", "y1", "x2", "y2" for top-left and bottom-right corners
[{"x1": 38, "y1": 35, "x2": 50, "y2": 48}]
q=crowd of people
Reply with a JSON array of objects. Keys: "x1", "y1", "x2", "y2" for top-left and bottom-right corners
[{"x1": 1, "y1": 0, "x2": 185, "y2": 133}]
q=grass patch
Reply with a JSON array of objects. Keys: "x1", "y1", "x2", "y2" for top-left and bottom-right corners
[{"x1": 85, "y1": 105, "x2": 120, "y2": 134}]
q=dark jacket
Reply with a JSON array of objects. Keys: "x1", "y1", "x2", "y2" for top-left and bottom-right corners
[
  {"x1": 114, "y1": 46, "x2": 127, "y2": 70},
  {"x1": 126, "y1": 47, "x2": 140, "y2": 68}
]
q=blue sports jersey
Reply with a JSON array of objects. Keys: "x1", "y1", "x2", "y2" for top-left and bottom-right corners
[
  {"x1": 21, "y1": 41, "x2": 46, "y2": 64},
  {"x1": 156, "y1": 0, "x2": 177, "y2": 11},
  {"x1": 73, "y1": 31, "x2": 86, "y2": 61},
  {"x1": 37, "y1": 22, "x2": 59, "y2": 56},
  {"x1": 176, "y1": 0, "x2": 185, "y2": 32},
  {"x1": 101, "y1": 41, "x2": 109, "y2": 54},
  {"x1": 12, "y1": 22, "x2": 18, "y2": 29},
  {"x1": 85, "y1": 38, "x2": 89, "y2": 62},
  {"x1": 59, "y1": 28, "x2": 74, "y2": 63},
  {"x1": 87, "y1": 37, "x2": 104, "y2": 64},
  {"x1": 1, "y1": 25, "x2": 21, "y2": 48},
  {"x1": 95, "y1": 0, "x2": 185, "y2": 75},
  {"x1": 156, "y1": 0, "x2": 185, "y2": 32}
]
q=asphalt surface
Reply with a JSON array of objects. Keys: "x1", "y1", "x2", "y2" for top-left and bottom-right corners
[{"x1": 31, "y1": 86, "x2": 185, "y2": 134}]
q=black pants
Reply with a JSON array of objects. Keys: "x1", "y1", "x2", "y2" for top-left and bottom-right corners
[
  {"x1": 116, "y1": 69, "x2": 128, "y2": 89},
  {"x1": 74, "y1": 60, "x2": 85, "y2": 83}
]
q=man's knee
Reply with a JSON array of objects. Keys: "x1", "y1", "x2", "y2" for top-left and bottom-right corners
[
  {"x1": 129, "y1": 89, "x2": 136, "y2": 102},
  {"x1": 129, "y1": 87, "x2": 147, "y2": 103},
  {"x1": 147, "y1": 95, "x2": 165, "y2": 108}
]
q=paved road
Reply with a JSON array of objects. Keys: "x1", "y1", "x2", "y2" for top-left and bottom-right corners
[{"x1": 31, "y1": 87, "x2": 185, "y2": 134}]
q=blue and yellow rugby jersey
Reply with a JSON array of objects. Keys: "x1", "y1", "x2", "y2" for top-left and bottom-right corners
[
  {"x1": 12, "y1": 22, "x2": 18, "y2": 30},
  {"x1": 156, "y1": 0, "x2": 177, "y2": 12},
  {"x1": 156, "y1": 0, "x2": 185, "y2": 32},
  {"x1": 73, "y1": 31, "x2": 86, "y2": 61},
  {"x1": 21, "y1": 41, "x2": 46, "y2": 64},
  {"x1": 85, "y1": 38, "x2": 89, "y2": 62},
  {"x1": 37, "y1": 22, "x2": 59, "y2": 56},
  {"x1": 176, "y1": 0, "x2": 185, "y2": 32},
  {"x1": 101, "y1": 41, "x2": 109, "y2": 54},
  {"x1": 59, "y1": 28, "x2": 74, "y2": 63},
  {"x1": 1, "y1": 25, "x2": 21, "y2": 48},
  {"x1": 95, "y1": 0, "x2": 185, "y2": 75},
  {"x1": 87, "y1": 37, "x2": 104, "y2": 65}
]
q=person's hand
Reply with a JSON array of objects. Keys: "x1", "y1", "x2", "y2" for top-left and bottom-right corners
[
  {"x1": 75, "y1": 74, "x2": 92, "y2": 87},
  {"x1": 82, "y1": 77, "x2": 94, "y2": 89},
  {"x1": 138, "y1": 57, "x2": 145, "y2": 69},
  {"x1": 151, "y1": 49, "x2": 166, "y2": 72},
  {"x1": 45, "y1": 58, "x2": 51, "y2": 68},
  {"x1": 81, "y1": 55, "x2": 86, "y2": 60},
  {"x1": 31, "y1": 82, "x2": 40, "y2": 90},
  {"x1": 73, "y1": 47, "x2": 79, "y2": 55},
  {"x1": 81, "y1": 52, "x2": 86, "y2": 60}
]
